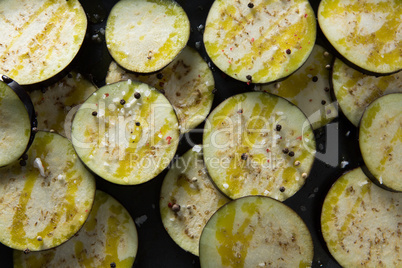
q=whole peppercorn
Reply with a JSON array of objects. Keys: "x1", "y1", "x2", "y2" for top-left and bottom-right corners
[
  {"x1": 241, "y1": 153, "x2": 248, "y2": 160},
  {"x1": 120, "y1": 99, "x2": 126, "y2": 105},
  {"x1": 282, "y1": 148, "x2": 289, "y2": 154},
  {"x1": 286, "y1": 49, "x2": 291, "y2": 54},
  {"x1": 276, "y1": 124, "x2": 282, "y2": 131},
  {"x1": 134, "y1": 92, "x2": 141, "y2": 99},
  {"x1": 312, "y1": 76, "x2": 318, "y2": 82},
  {"x1": 246, "y1": 75, "x2": 252, "y2": 81},
  {"x1": 172, "y1": 204, "x2": 181, "y2": 212},
  {"x1": 110, "y1": 262, "x2": 116, "y2": 268},
  {"x1": 135, "y1": 122, "x2": 140, "y2": 126},
  {"x1": 288, "y1": 151, "x2": 295, "y2": 157},
  {"x1": 156, "y1": 73, "x2": 163, "y2": 79},
  {"x1": 279, "y1": 186, "x2": 285, "y2": 192},
  {"x1": 248, "y1": 2, "x2": 254, "y2": 8},
  {"x1": 92, "y1": 111, "x2": 97, "y2": 116}
]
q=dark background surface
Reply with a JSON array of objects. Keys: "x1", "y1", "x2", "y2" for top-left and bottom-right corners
[{"x1": 0, "y1": 0, "x2": 366, "y2": 267}]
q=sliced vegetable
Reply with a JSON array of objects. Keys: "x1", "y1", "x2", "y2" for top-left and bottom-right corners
[
  {"x1": 203, "y1": 92, "x2": 316, "y2": 201},
  {"x1": 333, "y1": 58, "x2": 402, "y2": 126},
  {"x1": 359, "y1": 93, "x2": 402, "y2": 191},
  {"x1": 204, "y1": 0, "x2": 316, "y2": 83},
  {"x1": 258, "y1": 45, "x2": 337, "y2": 129},
  {"x1": 105, "y1": 0, "x2": 190, "y2": 73},
  {"x1": 318, "y1": 0, "x2": 402, "y2": 74},
  {"x1": 106, "y1": 46, "x2": 215, "y2": 133},
  {"x1": 321, "y1": 167, "x2": 402, "y2": 267},
  {"x1": 29, "y1": 72, "x2": 97, "y2": 138},
  {"x1": 71, "y1": 80, "x2": 180, "y2": 185},
  {"x1": 0, "y1": 131, "x2": 96, "y2": 251},
  {"x1": 160, "y1": 147, "x2": 230, "y2": 256},
  {"x1": 0, "y1": 0, "x2": 87, "y2": 85},
  {"x1": 199, "y1": 196, "x2": 314, "y2": 267},
  {"x1": 13, "y1": 190, "x2": 138, "y2": 268},
  {"x1": 0, "y1": 80, "x2": 32, "y2": 167}
]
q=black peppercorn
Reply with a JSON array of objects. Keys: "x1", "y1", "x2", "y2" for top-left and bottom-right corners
[
  {"x1": 120, "y1": 99, "x2": 126, "y2": 105},
  {"x1": 20, "y1": 160, "x2": 26, "y2": 166},
  {"x1": 279, "y1": 186, "x2": 285, "y2": 192},
  {"x1": 312, "y1": 76, "x2": 318, "y2": 82},
  {"x1": 288, "y1": 151, "x2": 295, "y2": 157},
  {"x1": 246, "y1": 75, "x2": 252, "y2": 81},
  {"x1": 286, "y1": 49, "x2": 291, "y2": 54},
  {"x1": 110, "y1": 262, "x2": 116, "y2": 268},
  {"x1": 241, "y1": 153, "x2": 248, "y2": 160},
  {"x1": 92, "y1": 111, "x2": 97, "y2": 116},
  {"x1": 136, "y1": 122, "x2": 140, "y2": 126},
  {"x1": 321, "y1": 100, "x2": 326, "y2": 105},
  {"x1": 276, "y1": 124, "x2": 282, "y2": 131},
  {"x1": 248, "y1": 2, "x2": 254, "y2": 8},
  {"x1": 134, "y1": 92, "x2": 141, "y2": 99},
  {"x1": 157, "y1": 73, "x2": 163, "y2": 79},
  {"x1": 282, "y1": 148, "x2": 289, "y2": 154}
]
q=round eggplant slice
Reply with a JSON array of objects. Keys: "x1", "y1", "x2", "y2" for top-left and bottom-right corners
[
  {"x1": 0, "y1": 131, "x2": 96, "y2": 251},
  {"x1": 160, "y1": 146, "x2": 230, "y2": 256},
  {"x1": 321, "y1": 167, "x2": 402, "y2": 267},
  {"x1": 105, "y1": 0, "x2": 190, "y2": 74},
  {"x1": 0, "y1": 81, "x2": 32, "y2": 167},
  {"x1": 71, "y1": 80, "x2": 180, "y2": 185},
  {"x1": 106, "y1": 46, "x2": 215, "y2": 133},
  {"x1": 203, "y1": 0, "x2": 316, "y2": 84},
  {"x1": 13, "y1": 190, "x2": 138, "y2": 268},
  {"x1": 0, "y1": 0, "x2": 87, "y2": 85},
  {"x1": 333, "y1": 58, "x2": 402, "y2": 127},
  {"x1": 199, "y1": 196, "x2": 314, "y2": 268},
  {"x1": 359, "y1": 93, "x2": 402, "y2": 191},
  {"x1": 29, "y1": 72, "x2": 97, "y2": 138},
  {"x1": 258, "y1": 45, "x2": 338, "y2": 130},
  {"x1": 318, "y1": 0, "x2": 402, "y2": 74},
  {"x1": 203, "y1": 92, "x2": 316, "y2": 201}
]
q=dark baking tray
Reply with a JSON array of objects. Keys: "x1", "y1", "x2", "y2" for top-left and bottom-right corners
[{"x1": 0, "y1": 0, "x2": 364, "y2": 267}]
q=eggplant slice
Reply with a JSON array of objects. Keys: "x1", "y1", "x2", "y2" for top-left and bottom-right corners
[
  {"x1": 318, "y1": 0, "x2": 402, "y2": 74},
  {"x1": 203, "y1": 92, "x2": 316, "y2": 201},
  {"x1": 333, "y1": 58, "x2": 402, "y2": 127},
  {"x1": 359, "y1": 93, "x2": 402, "y2": 192},
  {"x1": 0, "y1": 131, "x2": 96, "y2": 251},
  {"x1": 106, "y1": 46, "x2": 215, "y2": 133},
  {"x1": 258, "y1": 44, "x2": 338, "y2": 130},
  {"x1": 0, "y1": 0, "x2": 87, "y2": 85},
  {"x1": 321, "y1": 167, "x2": 402, "y2": 267},
  {"x1": 29, "y1": 72, "x2": 97, "y2": 138},
  {"x1": 203, "y1": 0, "x2": 316, "y2": 83},
  {"x1": 160, "y1": 147, "x2": 230, "y2": 256},
  {"x1": 0, "y1": 80, "x2": 32, "y2": 167},
  {"x1": 13, "y1": 190, "x2": 138, "y2": 268},
  {"x1": 199, "y1": 196, "x2": 314, "y2": 267},
  {"x1": 105, "y1": 0, "x2": 190, "y2": 74},
  {"x1": 71, "y1": 80, "x2": 180, "y2": 185}
]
